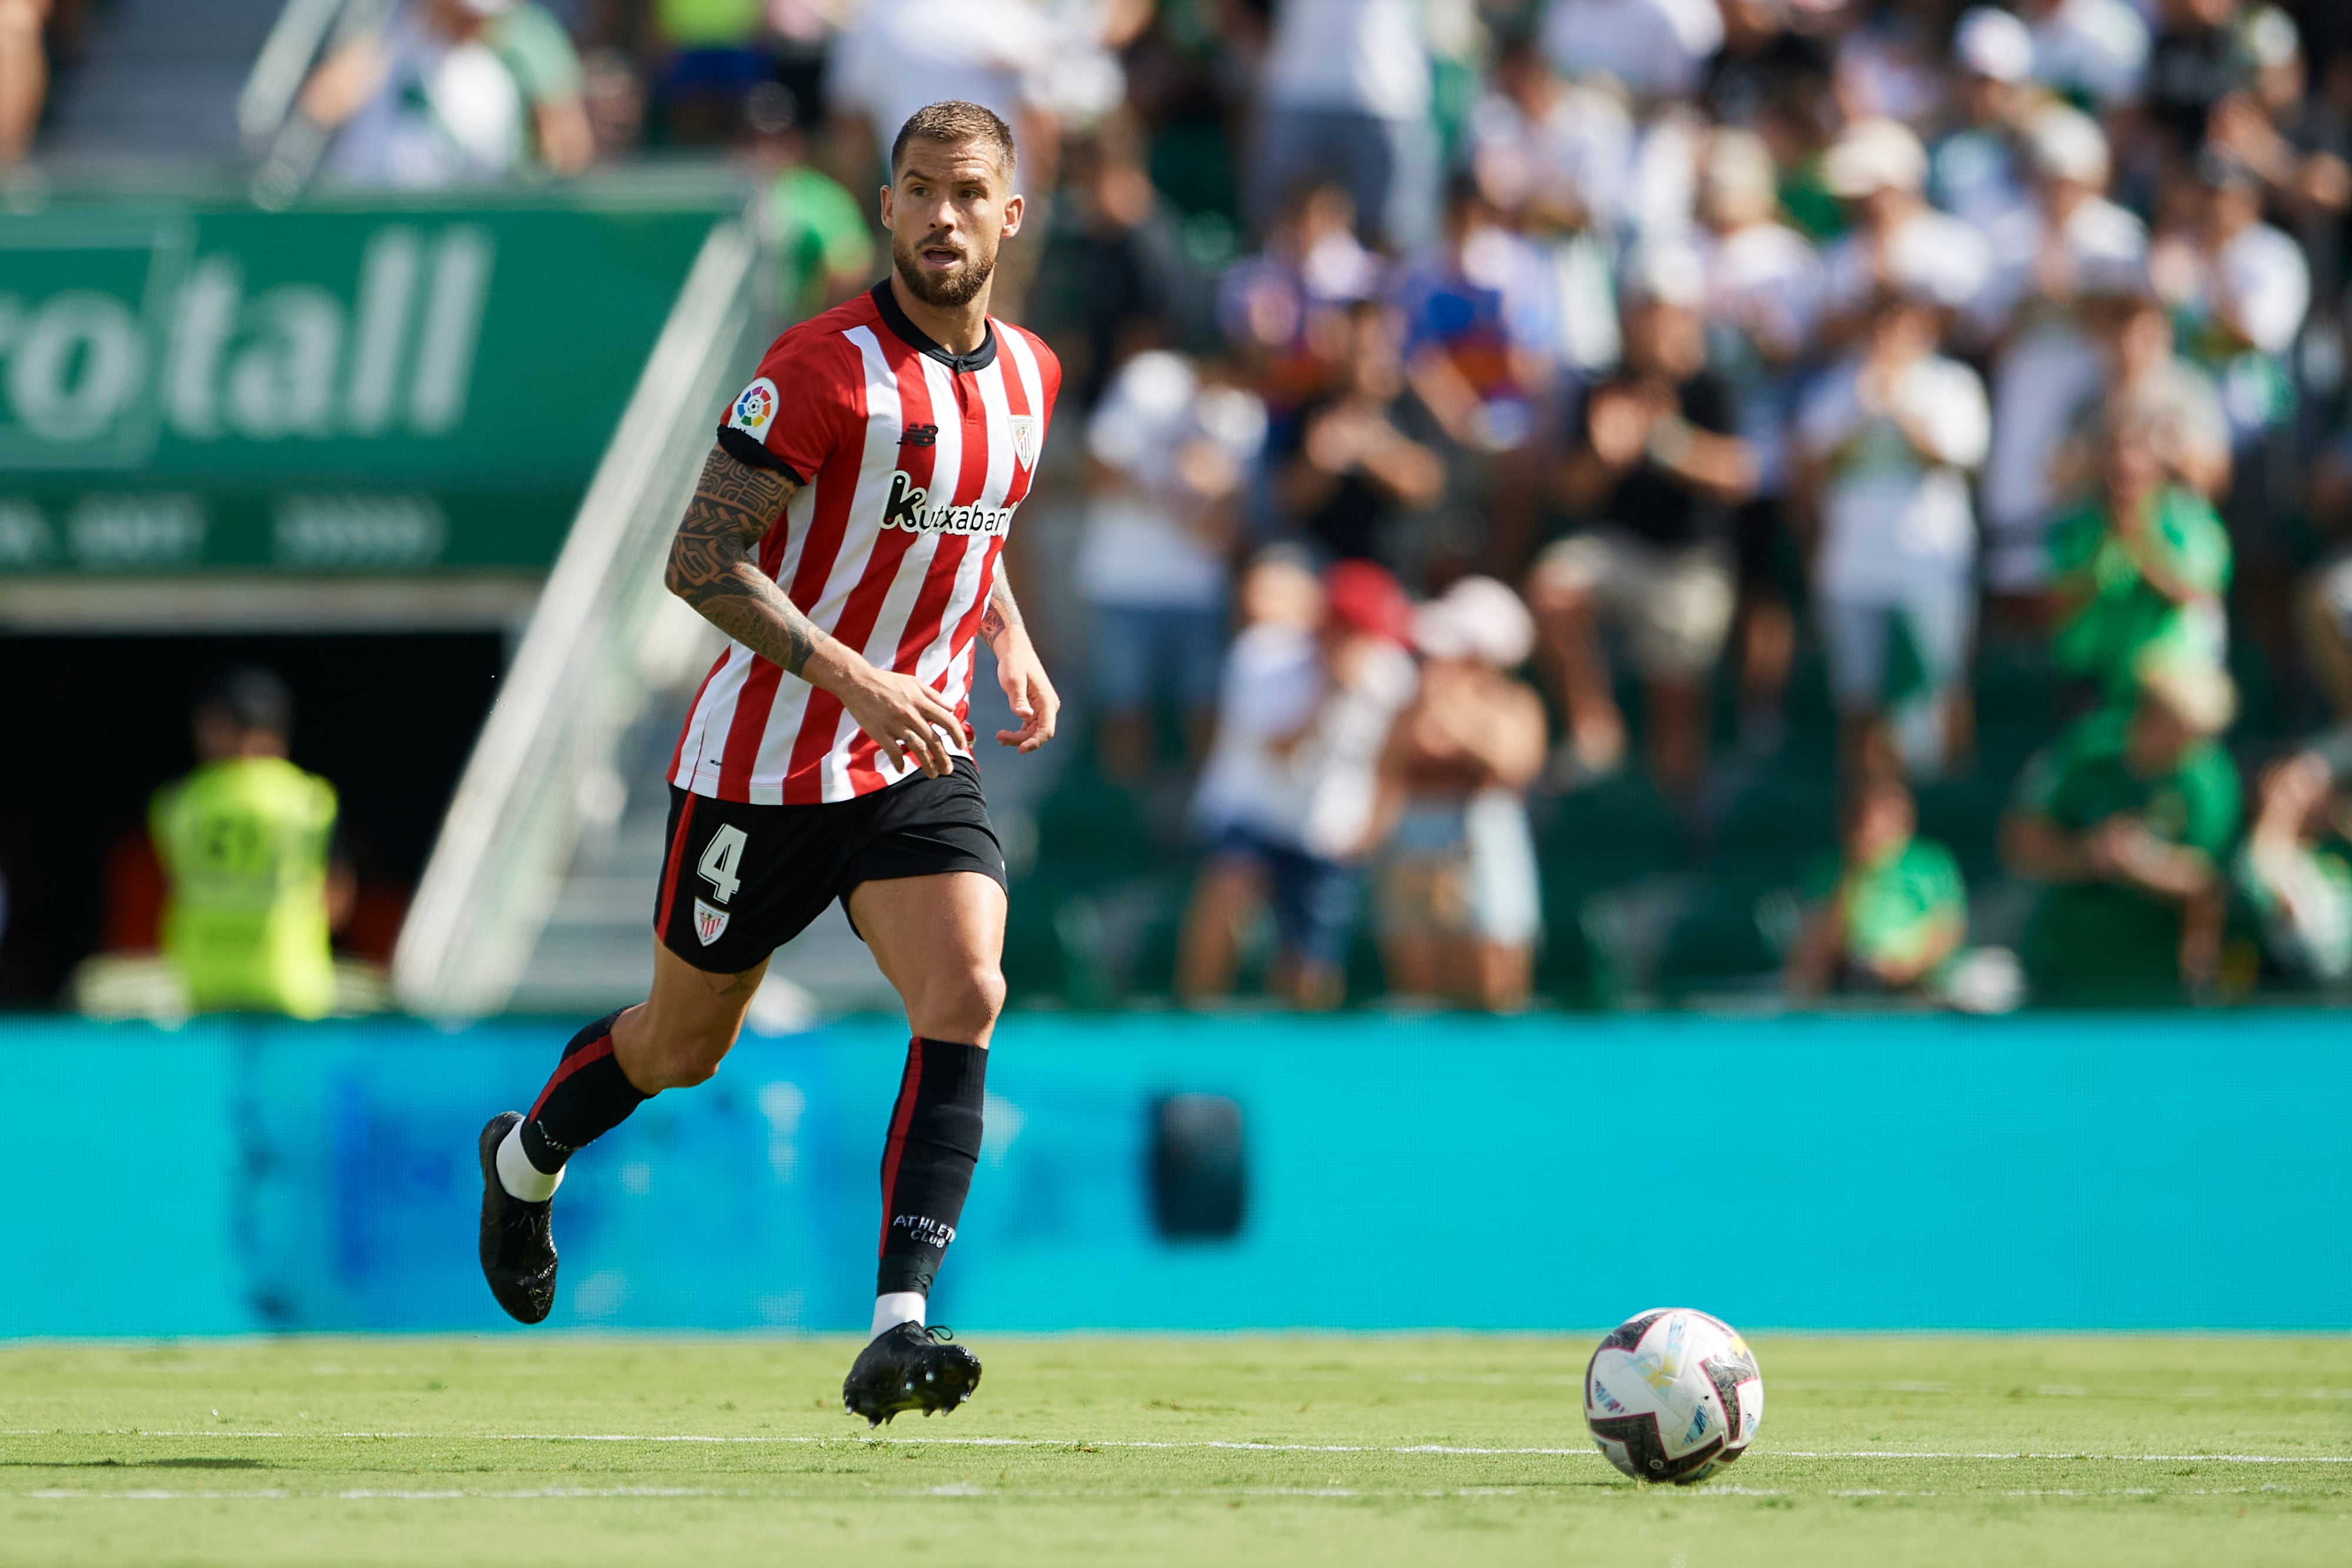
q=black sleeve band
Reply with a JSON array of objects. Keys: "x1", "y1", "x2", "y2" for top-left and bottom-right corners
[{"x1": 715, "y1": 423, "x2": 805, "y2": 485}]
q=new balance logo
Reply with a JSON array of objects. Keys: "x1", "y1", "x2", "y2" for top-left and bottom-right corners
[
  {"x1": 900, "y1": 423, "x2": 938, "y2": 447},
  {"x1": 880, "y1": 469, "x2": 1017, "y2": 537}
]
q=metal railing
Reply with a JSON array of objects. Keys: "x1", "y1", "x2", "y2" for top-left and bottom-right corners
[
  {"x1": 237, "y1": 0, "x2": 395, "y2": 205},
  {"x1": 390, "y1": 220, "x2": 759, "y2": 1018}
]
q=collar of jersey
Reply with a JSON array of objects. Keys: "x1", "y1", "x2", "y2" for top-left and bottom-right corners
[{"x1": 870, "y1": 280, "x2": 997, "y2": 374}]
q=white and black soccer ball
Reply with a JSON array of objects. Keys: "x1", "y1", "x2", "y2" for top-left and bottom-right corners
[{"x1": 1583, "y1": 1307, "x2": 1763, "y2": 1485}]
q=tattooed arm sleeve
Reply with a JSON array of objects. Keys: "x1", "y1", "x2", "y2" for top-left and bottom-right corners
[
  {"x1": 980, "y1": 571, "x2": 1025, "y2": 653},
  {"x1": 663, "y1": 443, "x2": 823, "y2": 676}
]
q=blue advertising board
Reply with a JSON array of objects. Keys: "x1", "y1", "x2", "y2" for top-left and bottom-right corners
[{"x1": 2, "y1": 1010, "x2": 2344, "y2": 1337}]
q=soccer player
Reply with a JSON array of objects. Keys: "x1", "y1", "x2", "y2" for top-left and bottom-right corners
[{"x1": 475, "y1": 101, "x2": 1061, "y2": 1425}]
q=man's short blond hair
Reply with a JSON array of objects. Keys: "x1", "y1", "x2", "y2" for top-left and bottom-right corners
[{"x1": 891, "y1": 101, "x2": 1017, "y2": 181}]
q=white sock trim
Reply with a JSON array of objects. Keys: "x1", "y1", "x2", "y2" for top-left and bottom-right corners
[
  {"x1": 870, "y1": 1291, "x2": 926, "y2": 1338},
  {"x1": 496, "y1": 1122, "x2": 563, "y2": 1203}
]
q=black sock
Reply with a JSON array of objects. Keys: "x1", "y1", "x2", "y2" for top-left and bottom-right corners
[
  {"x1": 876, "y1": 1037, "x2": 987, "y2": 1297},
  {"x1": 519, "y1": 1010, "x2": 649, "y2": 1175}
]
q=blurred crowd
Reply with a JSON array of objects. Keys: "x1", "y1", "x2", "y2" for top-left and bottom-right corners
[
  {"x1": 295, "y1": 0, "x2": 2352, "y2": 1011},
  {"x1": 24, "y1": 0, "x2": 2352, "y2": 1012}
]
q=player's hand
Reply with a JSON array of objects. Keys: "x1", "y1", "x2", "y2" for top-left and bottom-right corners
[
  {"x1": 838, "y1": 663, "x2": 967, "y2": 778},
  {"x1": 993, "y1": 625, "x2": 1060, "y2": 754}
]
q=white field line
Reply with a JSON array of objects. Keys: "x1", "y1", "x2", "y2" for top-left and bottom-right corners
[
  {"x1": 8, "y1": 1431, "x2": 2351, "y2": 1464},
  {"x1": 8, "y1": 1483, "x2": 2314, "y2": 1505}
]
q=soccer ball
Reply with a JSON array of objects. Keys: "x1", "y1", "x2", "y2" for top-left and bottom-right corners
[{"x1": 1583, "y1": 1307, "x2": 1763, "y2": 1485}]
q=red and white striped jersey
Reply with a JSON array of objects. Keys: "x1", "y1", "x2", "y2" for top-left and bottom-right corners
[{"x1": 669, "y1": 282, "x2": 1061, "y2": 805}]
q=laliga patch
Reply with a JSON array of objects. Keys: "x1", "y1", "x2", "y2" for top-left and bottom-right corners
[
  {"x1": 729, "y1": 377, "x2": 779, "y2": 440},
  {"x1": 693, "y1": 897, "x2": 730, "y2": 947},
  {"x1": 1008, "y1": 413, "x2": 1040, "y2": 470}
]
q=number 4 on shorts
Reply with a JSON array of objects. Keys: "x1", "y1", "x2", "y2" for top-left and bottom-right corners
[{"x1": 698, "y1": 823, "x2": 749, "y2": 905}]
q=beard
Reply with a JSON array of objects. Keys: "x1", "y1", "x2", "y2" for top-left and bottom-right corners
[{"x1": 893, "y1": 232, "x2": 995, "y2": 309}]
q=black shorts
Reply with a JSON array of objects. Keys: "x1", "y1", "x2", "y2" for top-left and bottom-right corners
[{"x1": 653, "y1": 758, "x2": 1005, "y2": 974}]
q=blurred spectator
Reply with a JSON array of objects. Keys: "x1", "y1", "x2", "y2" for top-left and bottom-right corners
[
  {"x1": 1930, "y1": 7, "x2": 2040, "y2": 233},
  {"x1": 2003, "y1": 651, "x2": 2241, "y2": 998},
  {"x1": 1541, "y1": 0, "x2": 1723, "y2": 103},
  {"x1": 1834, "y1": 0, "x2": 1949, "y2": 131},
  {"x1": 1077, "y1": 350, "x2": 1266, "y2": 779},
  {"x1": 1468, "y1": 36, "x2": 1629, "y2": 375},
  {"x1": 1785, "y1": 773, "x2": 1968, "y2": 999},
  {"x1": 1367, "y1": 577, "x2": 1546, "y2": 1009},
  {"x1": 1796, "y1": 291, "x2": 1990, "y2": 781},
  {"x1": 2235, "y1": 737, "x2": 2352, "y2": 985},
  {"x1": 149, "y1": 670, "x2": 352, "y2": 1020},
  {"x1": 650, "y1": 0, "x2": 769, "y2": 143},
  {"x1": 1818, "y1": 116, "x2": 1993, "y2": 340},
  {"x1": 741, "y1": 83, "x2": 873, "y2": 323},
  {"x1": 0, "y1": 0, "x2": 46, "y2": 165},
  {"x1": 2146, "y1": 0, "x2": 2250, "y2": 162},
  {"x1": 492, "y1": 0, "x2": 593, "y2": 173},
  {"x1": 1394, "y1": 175, "x2": 1556, "y2": 453},
  {"x1": 1703, "y1": 0, "x2": 1833, "y2": 138},
  {"x1": 1251, "y1": 0, "x2": 1436, "y2": 249},
  {"x1": 1529, "y1": 253, "x2": 1755, "y2": 794},
  {"x1": 826, "y1": 0, "x2": 1072, "y2": 194},
  {"x1": 1043, "y1": 111, "x2": 1213, "y2": 409},
  {"x1": 306, "y1": 0, "x2": 587, "y2": 187},
  {"x1": 1698, "y1": 126, "x2": 1824, "y2": 750},
  {"x1": 2020, "y1": 0, "x2": 2151, "y2": 112},
  {"x1": 2296, "y1": 432, "x2": 2352, "y2": 726},
  {"x1": 580, "y1": 47, "x2": 647, "y2": 159},
  {"x1": 1179, "y1": 559, "x2": 1417, "y2": 1009},
  {"x1": 1978, "y1": 105, "x2": 2151, "y2": 599},
  {"x1": 1219, "y1": 180, "x2": 1382, "y2": 419},
  {"x1": 2048, "y1": 418, "x2": 2232, "y2": 701},
  {"x1": 1472, "y1": 33, "x2": 1633, "y2": 240},
  {"x1": 2056, "y1": 291, "x2": 2231, "y2": 513},
  {"x1": 2149, "y1": 152, "x2": 2308, "y2": 453},
  {"x1": 2203, "y1": 8, "x2": 2351, "y2": 290},
  {"x1": 1274, "y1": 300, "x2": 1447, "y2": 568}
]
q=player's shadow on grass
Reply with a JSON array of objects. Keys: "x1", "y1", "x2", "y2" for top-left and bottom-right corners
[{"x1": 3, "y1": 1457, "x2": 276, "y2": 1470}]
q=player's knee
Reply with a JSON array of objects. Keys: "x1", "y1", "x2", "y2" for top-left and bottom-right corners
[
  {"x1": 633, "y1": 1023, "x2": 734, "y2": 1091},
  {"x1": 920, "y1": 962, "x2": 1004, "y2": 1043}
]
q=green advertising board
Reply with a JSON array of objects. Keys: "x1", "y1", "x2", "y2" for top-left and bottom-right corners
[{"x1": 0, "y1": 186, "x2": 737, "y2": 575}]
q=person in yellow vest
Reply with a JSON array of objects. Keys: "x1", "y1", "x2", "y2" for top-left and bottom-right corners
[{"x1": 149, "y1": 670, "x2": 351, "y2": 1019}]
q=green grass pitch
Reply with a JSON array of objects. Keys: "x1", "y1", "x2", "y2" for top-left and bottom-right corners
[{"x1": 2, "y1": 1335, "x2": 2346, "y2": 1566}]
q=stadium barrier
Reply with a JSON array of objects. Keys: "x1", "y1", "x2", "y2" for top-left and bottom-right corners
[{"x1": 2, "y1": 1011, "x2": 2344, "y2": 1338}]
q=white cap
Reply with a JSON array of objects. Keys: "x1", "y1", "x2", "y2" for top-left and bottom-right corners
[
  {"x1": 1621, "y1": 242, "x2": 1708, "y2": 309},
  {"x1": 1954, "y1": 6, "x2": 2034, "y2": 83},
  {"x1": 2026, "y1": 103, "x2": 2109, "y2": 184},
  {"x1": 1822, "y1": 117, "x2": 1927, "y2": 198},
  {"x1": 1415, "y1": 576, "x2": 1535, "y2": 668},
  {"x1": 459, "y1": 0, "x2": 518, "y2": 15}
]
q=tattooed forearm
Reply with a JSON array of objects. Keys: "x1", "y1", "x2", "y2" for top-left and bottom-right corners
[
  {"x1": 981, "y1": 573, "x2": 1025, "y2": 649},
  {"x1": 664, "y1": 444, "x2": 821, "y2": 676}
]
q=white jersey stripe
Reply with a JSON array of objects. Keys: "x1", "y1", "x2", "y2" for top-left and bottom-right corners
[
  {"x1": 830, "y1": 352, "x2": 966, "y2": 793},
  {"x1": 754, "y1": 322, "x2": 904, "y2": 804},
  {"x1": 906, "y1": 359, "x2": 1015, "y2": 704},
  {"x1": 673, "y1": 292, "x2": 1058, "y2": 808}
]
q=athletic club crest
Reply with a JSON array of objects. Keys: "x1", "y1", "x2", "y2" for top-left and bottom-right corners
[
  {"x1": 1008, "y1": 414, "x2": 1039, "y2": 470},
  {"x1": 693, "y1": 898, "x2": 730, "y2": 947}
]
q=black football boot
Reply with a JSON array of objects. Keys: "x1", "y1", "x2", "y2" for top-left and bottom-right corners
[
  {"x1": 477, "y1": 1112, "x2": 557, "y2": 1323},
  {"x1": 841, "y1": 1323, "x2": 983, "y2": 1427}
]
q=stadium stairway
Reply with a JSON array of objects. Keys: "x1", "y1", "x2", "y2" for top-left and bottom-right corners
[{"x1": 38, "y1": 0, "x2": 286, "y2": 163}]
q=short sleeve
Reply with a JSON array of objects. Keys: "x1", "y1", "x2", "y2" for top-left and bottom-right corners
[
  {"x1": 2179, "y1": 745, "x2": 2242, "y2": 858},
  {"x1": 2044, "y1": 503, "x2": 2101, "y2": 578},
  {"x1": 1911, "y1": 359, "x2": 1990, "y2": 470},
  {"x1": 2157, "y1": 492, "x2": 2231, "y2": 593},
  {"x1": 720, "y1": 326, "x2": 863, "y2": 483}
]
